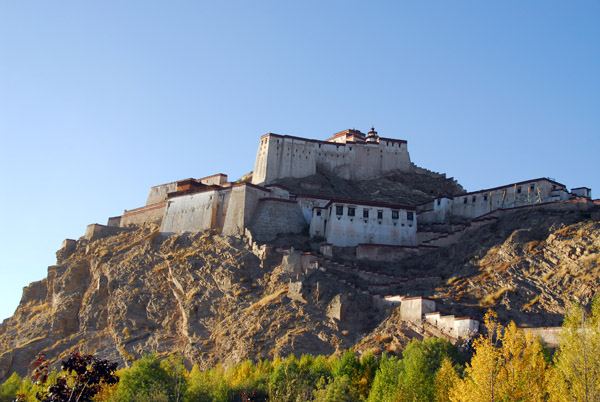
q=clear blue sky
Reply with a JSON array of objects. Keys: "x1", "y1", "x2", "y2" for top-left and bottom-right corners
[{"x1": 0, "y1": 1, "x2": 598, "y2": 321}]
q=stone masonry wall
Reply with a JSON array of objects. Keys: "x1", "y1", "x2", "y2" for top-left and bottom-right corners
[
  {"x1": 249, "y1": 199, "x2": 307, "y2": 242},
  {"x1": 160, "y1": 190, "x2": 218, "y2": 234},
  {"x1": 252, "y1": 133, "x2": 411, "y2": 185},
  {"x1": 120, "y1": 201, "x2": 168, "y2": 227}
]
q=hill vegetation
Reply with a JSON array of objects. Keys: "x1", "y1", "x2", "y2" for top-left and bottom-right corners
[{"x1": 1, "y1": 301, "x2": 598, "y2": 401}]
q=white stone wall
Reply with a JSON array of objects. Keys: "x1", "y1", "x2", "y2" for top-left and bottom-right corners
[
  {"x1": 146, "y1": 181, "x2": 179, "y2": 205},
  {"x1": 242, "y1": 185, "x2": 271, "y2": 228},
  {"x1": 298, "y1": 196, "x2": 330, "y2": 225},
  {"x1": 417, "y1": 197, "x2": 453, "y2": 225},
  {"x1": 121, "y1": 201, "x2": 167, "y2": 227},
  {"x1": 571, "y1": 187, "x2": 592, "y2": 199},
  {"x1": 454, "y1": 318, "x2": 479, "y2": 338},
  {"x1": 310, "y1": 201, "x2": 417, "y2": 247},
  {"x1": 264, "y1": 185, "x2": 291, "y2": 200},
  {"x1": 199, "y1": 173, "x2": 228, "y2": 186},
  {"x1": 450, "y1": 179, "x2": 566, "y2": 220},
  {"x1": 249, "y1": 198, "x2": 307, "y2": 241},
  {"x1": 438, "y1": 315, "x2": 455, "y2": 334},
  {"x1": 252, "y1": 133, "x2": 411, "y2": 185},
  {"x1": 252, "y1": 135, "x2": 317, "y2": 185},
  {"x1": 213, "y1": 189, "x2": 232, "y2": 233},
  {"x1": 160, "y1": 190, "x2": 219, "y2": 234},
  {"x1": 400, "y1": 297, "x2": 436, "y2": 323},
  {"x1": 419, "y1": 179, "x2": 570, "y2": 224},
  {"x1": 425, "y1": 312, "x2": 442, "y2": 327}
]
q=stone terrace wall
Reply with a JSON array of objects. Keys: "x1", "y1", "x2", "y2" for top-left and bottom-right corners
[
  {"x1": 160, "y1": 190, "x2": 219, "y2": 234},
  {"x1": 120, "y1": 201, "x2": 168, "y2": 227},
  {"x1": 356, "y1": 244, "x2": 437, "y2": 261},
  {"x1": 249, "y1": 198, "x2": 307, "y2": 242},
  {"x1": 146, "y1": 182, "x2": 179, "y2": 205}
]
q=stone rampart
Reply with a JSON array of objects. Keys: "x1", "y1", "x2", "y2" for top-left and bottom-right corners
[
  {"x1": 120, "y1": 201, "x2": 168, "y2": 227},
  {"x1": 249, "y1": 198, "x2": 307, "y2": 242},
  {"x1": 107, "y1": 216, "x2": 122, "y2": 227},
  {"x1": 356, "y1": 244, "x2": 437, "y2": 261},
  {"x1": 160, "y1": 190, "x2": 219, "y2": 234},
  {"x1": 84, "y1": 224, "x2": 130, "y2": 241},
  {"x1": 400, "y1": 297, "x2": 436, "y2": 323},
  {"x1": 252, "y1": 132, "x2": 411, "y2": 185},
  {"x1": 146, "y1": 181, "x2": 179, "y2": 205}
]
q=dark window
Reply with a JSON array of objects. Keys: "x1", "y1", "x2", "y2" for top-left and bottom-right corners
[
  {"x1": 437, "y1": 199, "x2": 441, "y2": 206},
  {"x1": 464, "y1": 198, "x2": 467, "y2": 204},
  {"x1": 407, "y1": 211, "x2": 414, "y2": 220},
  {"x1": 392, "y1": 210, "x2": 399, "y2": 219},
  {"x1": 336, "y1": 205, "x2": 343, "y2": 215},
  {"x1": 530, "y1": 185, "x2": 534, "y2": 190},
  {"x1": 484, "y1": 195, "x2": 488, "y2": 201},
  {"x1": 472, "y1": 196, "x2": 476, "y2": 203},
  {"x1": 316, "y1": 210, "x2": 321, "y2": 216},
  {"x1": 517, "y1": 187, "x2": 522, "y2": 194},
  {"x1": 363, "y1": 209, "x2": 369, "y2": 218},
  {"x1": 348, "y1": 207, "x2": 355, "y2": 217},
  {"x1": 377, "y1": 210, "x2": 383, "y2": 220}
]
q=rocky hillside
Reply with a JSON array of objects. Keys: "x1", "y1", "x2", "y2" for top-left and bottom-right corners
[
  {"x1": 433, "y1": 209, "x2": 600, "y2": 326},
  {"x1": 1, "y1": 205, "x2": 598, "y2": 383},
  {"x1": 0, "y1": 227, "x2": 383, "y2": 382},
  {"x1": 271, "y1": 168, "x2": 464, "y2": 206}
]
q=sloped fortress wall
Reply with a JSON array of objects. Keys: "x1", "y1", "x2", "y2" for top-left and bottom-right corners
[
  {"x1": 160, "y1": 190, "x2": 222, "y2": 234},
  {"x1": 249, "y1": 198, "x2": 307, "y2": 241},
  {"x1": 252, "y1": 131, "x2": 411, "y2": 185},
  {"x1": 160, "y1": 183, "x2": 270, "y2": 236},
  {"x1": 418, "y1": 178, "x2": 572, "y2": 223}
]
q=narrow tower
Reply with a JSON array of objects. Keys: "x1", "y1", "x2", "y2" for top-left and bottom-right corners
[{"x1": 366, "y1": 125, "x2": 379, "y2": 143}]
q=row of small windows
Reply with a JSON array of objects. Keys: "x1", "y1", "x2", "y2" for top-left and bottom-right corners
[
  {"x1": 462, "y1": 184, "x2": 537, "y2": 203},
  {"x1": 333, "y1": 205, "x2": 413, "y2": 220}
]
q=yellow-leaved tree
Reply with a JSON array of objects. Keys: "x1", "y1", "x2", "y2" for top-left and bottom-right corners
[
  {"x1": 434, "y1": 357, "x2": 460, "y2": 402},
  {"x1": 548, "y1": 298, "x2": 600, "y2": 402},
  {"x1": 450, "y1": 310, "x2": 549, "y2": 402}
]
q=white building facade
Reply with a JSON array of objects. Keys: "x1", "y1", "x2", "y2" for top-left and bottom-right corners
[
  {"x1": 309, "y1": 199, "x2": 417, "y2": 247},
  {"x1": 252, "y1": 128, "x2": 412, "y2": 186}
]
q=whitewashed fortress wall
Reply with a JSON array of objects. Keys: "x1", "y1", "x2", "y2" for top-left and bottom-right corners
[
  {"x1": 159, "y1": 183, "x2": 271, "y2": 236},
  {"x1": 418, "y1": 178, "x2": 571, "y2": 224},
  {"x1": 252, "y1": 133, "x2": 412, "y2": 185},
  {"x1": 105, "y1": 130, "x2": 593, "y2": 253},
  {"x1": 310, "y1": 200, "x2": 417, "y2": 247}
]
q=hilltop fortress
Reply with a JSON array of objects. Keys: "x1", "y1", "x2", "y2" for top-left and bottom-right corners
[
  {"x1": 89, "y1": 127, "x2": 594, "y2": 259},
  {"x1": 252, "y1": 127, "x2": 411, "y2": 185}
]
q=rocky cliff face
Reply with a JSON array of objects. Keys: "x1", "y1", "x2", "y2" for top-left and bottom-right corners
[
  {"x1": 433, "y1": 209, "x2": 600, "y2": 326},
  {"x1": 0, "y1": 227, "x2": 382, "y2": 381},
  {"x1": 1, "y1": 207, "x2": 599, "y2": 382}
]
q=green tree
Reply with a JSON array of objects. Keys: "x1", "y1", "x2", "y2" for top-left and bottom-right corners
[
  {"x1": 161, "y1": 355, "x2": 188, "y2": 402},
  {"x1": 0, "y1": 372, "x2": 22, "y2": 402},
  {"x1": 357, "y1": 352, "x2": 378, "y2": 400},
  {"x1": 312, "y1": 375, "x2": 360, "y2": 402},
  {"x1": 114, "y1": 354, "x2": 183, "y2": 402},
  {"x1": 549, "y1": 298, "x2": 600, "y2": 402},
  {"x1": 367, "y1": 354, "x2": 403, "y2": 402},
  {"x1": 268, "y1": 355, "x2": 313, "y2": 402},
  {"x1": 185, "y1": 363, "x2": 233, "y2": 402},
  {"x1": 399, "y1": 337, "x2": 462, "y2": 402}
]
